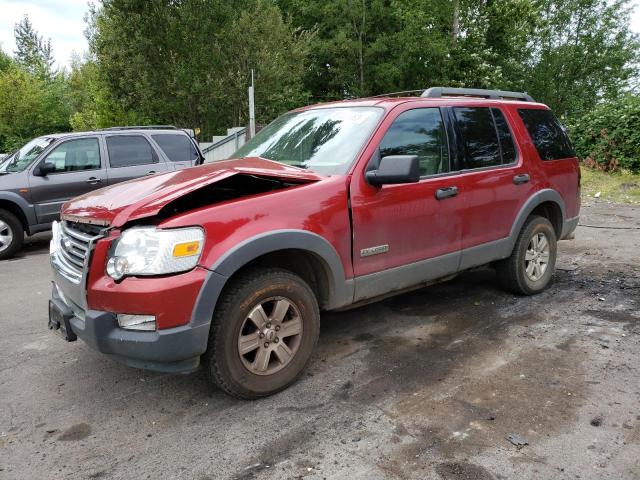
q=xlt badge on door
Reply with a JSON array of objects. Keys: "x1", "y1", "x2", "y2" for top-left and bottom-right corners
[{"x1": 360, "y1": 244, "x2": 389, "y2": 257}]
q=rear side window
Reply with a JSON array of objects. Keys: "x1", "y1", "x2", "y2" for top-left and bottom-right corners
[
  {"x1": 492, "y1": 108, "x2": 517, "y2": 164},
  {"x1": 453, "y1": 107, "x2": 517, "y2": 169},
  {"x1": 106, "y1": 135, "x2": 157, "y2": 168},
  {"x1": 379, "y1": 108, "x2": 449, "y2": 176},
  {"x1": 152, "y1": 134, "x2": 199, "y2": 162},
  {"x1": 453, "y1": 107, "x2": 500, "y2": 169},
  {"x1": 518, "y1": 109, "x2": 575, "y2": 160}
]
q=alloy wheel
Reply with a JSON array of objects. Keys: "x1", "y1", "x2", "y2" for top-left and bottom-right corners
[
  {"x1": 0, "y1": 220, "x2": 13, "y2": 253},
  {"x1": 525, "y1": 232, "x2": 550, "y2": 281},
  {"x1": 237, "y1": 296, "x2": 303, "y2": 375}
]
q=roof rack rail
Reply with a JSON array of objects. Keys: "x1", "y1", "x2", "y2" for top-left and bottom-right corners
[
  {"x1": 99, "y1": 125, "x2": 179, "y2": 131},
  {"x1": 370, "y1": 89, "x2": 425, "y2": 98},
  {"x1": 422, "y1": 87, "x2": 535, "y2": 102}
]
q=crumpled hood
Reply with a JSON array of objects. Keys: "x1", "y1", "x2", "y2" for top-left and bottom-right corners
[{"x1": 62, "y1": 157, "x2": 324, "y2": 227}]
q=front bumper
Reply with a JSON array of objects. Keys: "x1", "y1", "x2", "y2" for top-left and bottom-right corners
[{"x1": 51, "y1": 283, "x2": 210, "y2": 373}]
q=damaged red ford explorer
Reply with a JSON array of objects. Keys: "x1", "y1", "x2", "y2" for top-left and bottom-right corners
[{"x1": 48, "y1": 87, "x2": 580, "y2": 399}]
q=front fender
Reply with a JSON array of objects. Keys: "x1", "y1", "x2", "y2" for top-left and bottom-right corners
[
  {"x1": 0, "y1": 191, "x2": 36, "y2": 227},
  {"x1": 190, "y1": 230, "x2": 354, "y2": 328}
]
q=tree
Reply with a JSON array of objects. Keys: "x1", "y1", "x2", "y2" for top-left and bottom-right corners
[
  {"x1": 525, "y1": 0, "x2": 639, "y2": 117},
  {"x1": 0, "y1": 66, "x2": 70, "y2": 152},
  {"x1": 0, "y1": 48, "x2": 12, "y2": 72},
  {"x1": 13, "y1": 15, "x2": 55, "y2": 79},
  {"x1": 220, "y1": 0, "x2": 313, "y2": 126},
  {"x1": 88, "y1": 0, "x2": 311, "y2": 138}
]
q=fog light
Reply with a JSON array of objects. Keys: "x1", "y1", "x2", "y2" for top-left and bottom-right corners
[{"x1": 117, "y1": 314, "x2": 156, "y2": 331}]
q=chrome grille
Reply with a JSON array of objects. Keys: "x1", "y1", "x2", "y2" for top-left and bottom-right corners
[{"x1": 52, "y1": 221, "x2": 103, "y2": 284}]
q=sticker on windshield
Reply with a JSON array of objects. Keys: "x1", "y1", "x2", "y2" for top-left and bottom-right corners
[{"x1": 331, "y1": 109, "x2": 379, "y2": 124}]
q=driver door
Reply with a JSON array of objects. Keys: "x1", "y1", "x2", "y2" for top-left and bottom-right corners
[
  {"x1": 349, "y1": 106, "x2": 464, "y2": 302},
  {"x1": 29, "y1": 136, "x2": 107, "y2": 224}
]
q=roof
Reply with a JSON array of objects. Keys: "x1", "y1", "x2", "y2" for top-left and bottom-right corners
[
  {"x1": 40, "y1": 128, "x2": 191, "y2": 140},
  {"x1": 295, "y1": 87, "x2": 547, "y2": 112},
  {"x1": 295, "y1": 96, "x2": 547, "y2": 112}
]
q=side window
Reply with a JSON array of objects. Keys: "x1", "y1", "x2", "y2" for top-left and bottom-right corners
[
  {"x1": 151, "y1": 134, "x2": 198, "y2": 162},
  {"x1": 518, "y1": 108, "x2": 575, "y2": 160},
  {"x1": 106, "y1": 135, "x2": 157, "y2": 168},
  {"x1": 379, "y1": 108, "x2": 449, "y2": 177},
  {"x1": 453, "y1": 107, "x2": 501, "y2": 169},
  {"x1": 40, "y1": 138, "x2": 101, "y2": 173},
  {"x1": 492, "y1": 108, "x2": 517, "y2": 164}
]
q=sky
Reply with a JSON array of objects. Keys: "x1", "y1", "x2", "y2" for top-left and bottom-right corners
[{"x1": 1, "y1": 0, "x2": 640, "y2": 71}]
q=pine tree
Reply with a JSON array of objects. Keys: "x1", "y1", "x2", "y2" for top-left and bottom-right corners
[{"x1": 13, "y1": 15, "x2": 55, "y2": 79}]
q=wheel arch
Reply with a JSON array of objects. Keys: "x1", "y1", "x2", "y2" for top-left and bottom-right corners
[
  {"x1": 191, "y1": 230, "x2": 354, "y2": 328},
  {"x1": 507, "y1": 189, "x2": 565, "y2": 254},
  {"x1": 0, "y1": 194, "x2": 32, "y2": 233}
]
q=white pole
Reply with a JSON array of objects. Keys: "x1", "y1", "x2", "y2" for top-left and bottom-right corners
[{"x1": 248, "y1": 69, "x2": 256, "y2": 139}]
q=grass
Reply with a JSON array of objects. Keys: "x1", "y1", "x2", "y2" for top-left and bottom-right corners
[{"x1": 580, "y1": 166, "x2": 640, "y2": 204}]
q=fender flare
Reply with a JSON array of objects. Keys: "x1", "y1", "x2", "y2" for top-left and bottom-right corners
[
  {"x1": 0, "y1": 191, "x2": 36, "y2": 228},
  {"x1": 190, "y1": 230, "x2": 354, "y2": 328},
  {"x1": 506, "y1": 188, "x2": 565, "y2": 253}
]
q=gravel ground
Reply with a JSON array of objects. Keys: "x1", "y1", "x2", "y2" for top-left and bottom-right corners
[{"x1": 1, "y1": 201, "x2": 639, "y2": 480}]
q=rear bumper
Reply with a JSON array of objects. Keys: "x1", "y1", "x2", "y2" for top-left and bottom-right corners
[
  {"x1": 561, "y1": 216, "x2": 579, "y2": 240},
  {"x1": 51, "y1": 283, "x2": 210, "y2": 373}
]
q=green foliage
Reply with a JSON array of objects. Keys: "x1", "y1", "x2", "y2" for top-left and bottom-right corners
[
  {"x1": 0, "y1": 49, "x2": 12, "y2": 72},
  {"x1": 86, "y1": 0, "x2": 310, "y2": 139},
  {"x1": 0, "y1": 66, "x2": 71, "y2": 152},
  {"x1": 526, "y1": 0, "x2": 640, "y2": 117},
  {"x1": 0, "y1": 0, "x2": 639, "y2": 151},
  {"x1": 569, "y1": 95, "x2": 640, "y2": 172}
]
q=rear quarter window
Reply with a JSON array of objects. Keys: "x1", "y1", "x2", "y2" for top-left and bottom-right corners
[
  {"x1": 152, "y1": 134, "x2": 199, "y2": 162},
  {"x1": 518, "y1": 109, "x2": 575, "y2": 160}
]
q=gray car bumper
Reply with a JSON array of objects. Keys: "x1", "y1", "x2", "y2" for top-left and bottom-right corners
[{"x1": 51, "y1": 283, "x2": 210, "y2": 373}]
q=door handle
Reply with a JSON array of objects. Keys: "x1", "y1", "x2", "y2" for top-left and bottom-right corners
[
  {"x1": 513, "y1": 173, "x2": 530, "y2": 185},
  {"x1": 146, "y1": 170, "x2": 157, "y2": 176},
  {"x1": 435, "y1": 186, "x2": 458, "y2": 200},
  {"x1": 85, "y1": 177, "x2": 102, "y2": 185}
]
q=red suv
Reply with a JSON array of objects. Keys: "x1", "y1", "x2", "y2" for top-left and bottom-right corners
[{"x1": 48, "y1": 87, "x2": 580, "y2": 399}]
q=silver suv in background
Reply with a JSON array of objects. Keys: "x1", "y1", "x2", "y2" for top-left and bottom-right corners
[{"x1": 0, "y1": 126, "x2": 204, "y2": 259}]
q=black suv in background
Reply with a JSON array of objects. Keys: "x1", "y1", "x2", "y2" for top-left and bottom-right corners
[{"x1": 0, "y1": 126, "x2": 203, "y2": 259}]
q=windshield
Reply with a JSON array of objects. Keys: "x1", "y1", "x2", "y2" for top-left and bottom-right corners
[
  {"x1": 0, "y1": 137, "x2": 54, "y2": 173},
  {"x1": 234, "y1": 107, "x2": 384, "y2": 175}
]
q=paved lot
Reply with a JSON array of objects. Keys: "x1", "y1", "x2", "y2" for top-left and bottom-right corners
[{"x1": 1, "y1": 201, "x2": 639, "y2": 480}]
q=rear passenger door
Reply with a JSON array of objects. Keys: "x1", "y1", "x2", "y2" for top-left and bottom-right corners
[
  {"x1": 105, "y1": 134, "x2": 169, "y2": 185},
  {"x1": 151, "y1": 133, "x2": 201, "y2": 170},
  {"x1": 449, "y1": 105, "x2": 535, "y2": 269}
]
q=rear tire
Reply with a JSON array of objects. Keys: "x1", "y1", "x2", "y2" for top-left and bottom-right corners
[
  {"x1": 203, "y1": 268, "x2": 320, "y2": 399},
  {"x1": 496, "y1": 215, "x2": 557, "y2": 295},
  {"x1": 0, "y1": 209, "x2": 24, "y2": 260}
]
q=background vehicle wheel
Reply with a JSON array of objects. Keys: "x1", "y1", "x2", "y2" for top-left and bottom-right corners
[
  {"x1": 204, "y1": 268, "x2": 320, "y2": 399},
  {"x1": 496, "y1": 215, "x2": 557, "y2": 295},
  {"x1": 0, "y1": 209, "x2": 24, "y2": 260}
]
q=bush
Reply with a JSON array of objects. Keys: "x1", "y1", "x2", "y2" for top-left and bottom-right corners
[{"x1": 569, "y1": 95, "x2": 640, "y2": 172}]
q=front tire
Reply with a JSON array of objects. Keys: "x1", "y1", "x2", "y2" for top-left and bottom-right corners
[
  {"x1": 0, "y1": 209, "x2": 24, "y2": 260},
  {"x1": 203, "y1": 268, "x2": 320, "y2": 399},
  {"x1": 497, "y1": 215, "x2": 557, "y2": 295}
]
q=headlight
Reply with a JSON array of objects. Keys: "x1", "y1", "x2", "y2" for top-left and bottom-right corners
[{"x1": 106, "y1": 226, "x2": 204, "y2": 280}]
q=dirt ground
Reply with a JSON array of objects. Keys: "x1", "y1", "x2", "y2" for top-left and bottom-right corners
[{"x1": 1, "y1": 201, "x2": 639, "y2": 480}]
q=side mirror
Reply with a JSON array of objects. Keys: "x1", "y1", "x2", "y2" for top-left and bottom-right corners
[
  {"x1": 365, "y1": 155, "x2": 420, "y2": 186},
  {"x1": 33, "y1": 162, "x2": 55, "y2": 177}
]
